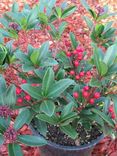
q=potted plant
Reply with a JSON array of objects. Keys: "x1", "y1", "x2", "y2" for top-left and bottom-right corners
[{"x1": 0, "y1": 1, "x2": 117, "y2": 156}]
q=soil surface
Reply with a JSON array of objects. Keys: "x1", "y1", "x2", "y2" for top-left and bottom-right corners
[{"x1": 33, "y1": 124, "x2": 102, "y2": 146}]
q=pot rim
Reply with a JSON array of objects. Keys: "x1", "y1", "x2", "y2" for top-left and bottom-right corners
[{"x1": 31, "y1": 125, "x2": 104, "y2": 151}]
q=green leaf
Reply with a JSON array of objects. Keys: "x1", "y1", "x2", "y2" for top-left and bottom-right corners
[
  {"x1": 83, "y1": 16, "x2": 93, "y2": 30},
  {"x1": 12, "y1": 2, "x2": 19, "y2": 12},
  {"x1": 30, "y1": 51, "x2": 40, "y2": 65},
  {"x1": 95, "y1": 24, "x2": 104, "y2": 36},
  {"x1": 42, "y1": 68, "x2": 54, "y2": 96},
  {"x1": 18, "y1": 135, "x2": 47, "y2": 146},
  {"x1": 103, "y1": 43, "x2": 117, "y2": 66},
  {"x1": 103, "y1": 21, "x2": 113, "y2": 33},
  {"x1": 99, "y1": 61, "x2": 108, "y2": 76},
  {"x1": 111, "y1": 95, "x2": 117, "y2": 118},
  {"x1": 0, "y1": 135, "x2": 4, "y2": 145},
  {"x1": 60, "y1": 125, "x2": 77, "y2": 139},
  {"x1": 89, "y1": 9, "x2": 97, "y2": 19},
  {"x1": 80, "y1": 0, "x2": 90, "y2": 11},
  {"x1": 21, "y1": 84, "x2": 42, "y2": 100},
  {"x1": 0, "y1": 75, "x2": 6, "y2": 95},
  {"x1": 38, "y1": 13, "x2": 48, "y2": 25},
  {"x1": 62, "y1": 6, "x2": 76, "y2": 18},
  {"x1": 38, "y1": 41, "x2": 49, "y2": 62},
  {"x1": 48, "y1": 79, "x2": 74, "y2": 98},
  {"x1": 4, "y1": 85, "x2": 16, "y2": 106},
  {"x1": 92, "y1": 43, "x2": 102, "y2": 74},
  {"x1": 22, "y1": 63, "x2": 35, "y2": 72},
  {"x1": 0, "y1": 117, "x2": 9, "y2": 133},
  {"x1": 90, "y1": 78, "x2": 101, "y2": 87},
  {"x1": 40, "y1": 100, "x2": 55, "y2": 117},
  {"x1": 43, "y1": 58, "x2": 58, "y2": 66},
  {"x1": 58, "y1": 22, "x2": 67, "y2": 36},
  {"x1": 55, "y1": 7, "x2": 62, "y2": 18},
  {"x1": 0, "y1": 44, "x2": 7, "y2": 65},
  {"x1": 69, "y1": 32, "x2": 78, "y2": 49},
  {"x1": 61, "y1": 102, "x2": 74, "y2": 117},
  {"x1": 8, "y1": 143, "x2": 23, "y2": 156},
  {"x1": 34, "y1": 119, "x2": 47, "y2": 137},
  {"x1": 91, "y1": 108, "x2": 115, "y2": 128},
  {"x1": 14, "y1": 109, "x2": 31, "y2": 130},
  {"x1": 27, "y1": 6, "x2": 38, "y2": 23},
  {"x1": 36, "y1": 114, "x2": 58, "y2": 124}
]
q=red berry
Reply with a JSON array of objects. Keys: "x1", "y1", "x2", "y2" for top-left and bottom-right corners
[
  {"x1": 17, "y1": 98, "x2": 23, "y2": 103},
  {"x1": 74, "y1": 60, "x2": 79, "y2": 67},
  {"x1": 78, "y1": 53, "x2": 83, "y2": 57},
  {"x1": 86, "y1": 71, "x2": 91, "y2": 76},
  {"x1": 83, "y1": 86, "x2": 89, "y2": 91},
  {"x1": 24, "y1": 95, "x2": 31, "y2": 101},
  {"x1": 75, "y1": 75, "x2": 80, "y2": 80},
  {"x1": 69, "y1": 70, "x2": 75, "y2": 76},
  {"x1": 111, "y1": 113, "x2": 116, "y2": 119},
  {"x1": 77, "y1": 55, "x2": 83, "y2": 60},
  {"x1": 108, "y1": 106, "x2": 113, "y2": 113},
  {"x1": 76, "y1": 46, "x2": 84, "y2": 53},
  {"x1": 94, "y1": 92, "x2": 100, "y2": 99},
  {"x1": 22, "y1": 79, "x2": 27, "y2": 83},
  {"x1": 66, "y1": 52, "x2": 72, "y2": 57},
  {"x1": 89, "y1": 98, "x2": 95, "y2": 104},
  {"x1": 73, "y1": 50, "x2": 77, "y2": 55},
  {"x1": 16, "y1": 88, "x2": 22, "y2": 95},
  {"x1": 82, "y1": 91, "x2": 89, "y2": 98},
  {"x1": 79, "y1": 71, "x2": 85, "y2": 77},
  {"x1": 73, "y1": 92, "x2": 79, "y2": 99}
]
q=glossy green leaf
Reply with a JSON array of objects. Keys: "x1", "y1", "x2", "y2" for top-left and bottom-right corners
[
  {"x1": 61, "y1": 102, "x2": 74, "y2": 117},
  {"x1": 0, "y1": 75, "x2": 6, "y2": 95},
  {"x1": 80, "y1": 0, "x2": 90, "y2": 11},
  {"x1": 58, "y1": 22, "x2": 67, "y2": 36},
  {"x1": 4, "y1": 85, "x2": 16, "y2": 106},
  {"x1": 8, "y1": 143, "x2": 23, "y2": 156},
  {"x1": 12, "y1": 2, "x2": 19, "y2": 12},
  {"x1": 92, "y1": 108, "x2": 115, "y2": 128},
  {"x1": 0, "y1": 135, "x2": 4, "y2": 145},
  {"x1": 30, "y1": 51, "x2": 40, "y2": 65},
  {"x1": 38, "y1": 41, "x2": 49, "y2": 62},
  {"x1": 83, "y1": 16, "x2": 93, "y2": 30},
  {"x1": 99, "y1": 61, "x2": 108, "y2": 76},
  {"x1": 48, "y1": 79, "x2": 74, "y2": 98},
  {"x1": 40, "y1": 100, "x2": 55, "y2": 116},
  {"x1": 18, "y1": 135, "x2": 47, "y2": 146},
  {"x1": 55, "y1": 7, "x2": 62, "y2": 18},
  {"x1": 0, "y1": 44, "x2": 7, "y2": 65},
  {"x1": 62, "y1": 6, "x2": 76, "y2": 18},
  {"x1": 14, "y1": 109, "x2": 31, "y2": 130},
  {"x1": 69, "y1": 32, "x2": 78, "y2": 49},
  {"x1": 111, "y1": 95, "x2": 117, "y2": 118},
  {"x1": 60, "y1": 125, "x2": 77, "y2": 139},
  {"x1": 36, "y1": 114, "x2": 58, "y2": 124},
  {"x1": 42, "y1": 68, "x2": 54, "y2": 96},
  {"x1": 103, "y1": 43, "x2": 117, "y2": 66}
]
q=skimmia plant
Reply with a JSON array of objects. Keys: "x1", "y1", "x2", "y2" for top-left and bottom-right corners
[
  {"x1": 80, "y1": 0, "x2": 117, "y2": 48},
  {"x1": 0, "y1": 0, "x2": 117, "y2": 155}
]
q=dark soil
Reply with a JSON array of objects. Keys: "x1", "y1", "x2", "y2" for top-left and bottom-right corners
[{"x1": 46, "y1": 124, "x2": 102, "y2": 146}]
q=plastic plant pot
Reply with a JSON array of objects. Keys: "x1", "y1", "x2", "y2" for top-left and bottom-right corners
[{"x1": 31, "y1": 125, "x2": 104, "y2": 156}]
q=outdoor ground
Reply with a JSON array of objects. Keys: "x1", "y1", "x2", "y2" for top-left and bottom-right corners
[{"x1": 0, "y1": 0, "x2": 117, "y2": 155}]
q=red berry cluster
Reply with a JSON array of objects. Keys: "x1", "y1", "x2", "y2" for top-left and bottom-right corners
[
  {"x1": 108, "y1": 105, "x2": 116, "y2": 119},
  {"x1": 0, "y1": 106, "x2": 12, "y2": 118},
  {"x1": 73, "y1": 86, "x2": 101, "y2": 105},
  {"x1": 66, "y1": 46, "x2": 92, "y2": 83},
  {"x1": 16, "y1": 79, "x2": 31, "y2": 104},
  {"x1": 4, "y1": 127, "x2": 17, "y2": 143}
]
